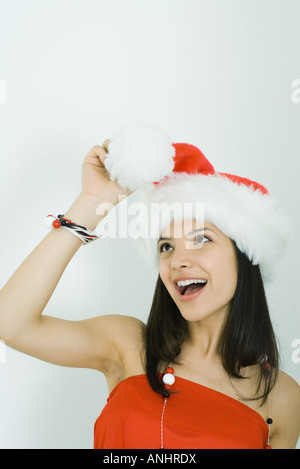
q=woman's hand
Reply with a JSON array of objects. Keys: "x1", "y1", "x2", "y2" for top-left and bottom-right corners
[
  {"x1": 65, "y1": 140, "x2": 134, "y2": 231},
  {"x1": 81, "y1": 140, "x2": 132, "y2": 206}
]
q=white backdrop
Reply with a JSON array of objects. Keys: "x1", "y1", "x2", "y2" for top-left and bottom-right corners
[{"x1": 0, "y1": 0, "x2": 299, "y2": 449}]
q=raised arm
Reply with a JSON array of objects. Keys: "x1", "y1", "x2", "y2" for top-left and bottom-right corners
[{"x1": 0, "y1": 143, "x2": 139, "y2": 373}]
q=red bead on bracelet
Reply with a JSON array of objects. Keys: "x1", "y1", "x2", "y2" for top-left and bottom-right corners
[{"x1": 52, "y1": 219, "x2": 61, "y2": 228}]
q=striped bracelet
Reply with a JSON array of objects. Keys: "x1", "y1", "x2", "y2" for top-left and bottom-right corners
[{"x1": 45, "y1": 214, "x2": 100, "y2": 245}]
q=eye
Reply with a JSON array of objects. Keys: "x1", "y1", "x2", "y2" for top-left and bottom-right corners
[
  {"x1": 158, "y1": 242, "x2": 174, "y2": 253},
  {"x1": 195, "y1": 234, "x2": 211, "y2": 244}
]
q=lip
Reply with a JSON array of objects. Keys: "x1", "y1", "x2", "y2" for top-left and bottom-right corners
[{"x1": 173, "y1": 277, "x2": 207, "y2": 302}]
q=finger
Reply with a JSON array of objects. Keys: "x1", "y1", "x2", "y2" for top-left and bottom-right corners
[
  {"x1": 85, "y1": 145, "x2": 107, "y2": 165},
  {"x1": 101, "y1": 139, "x2": 111, "y2": 153}
]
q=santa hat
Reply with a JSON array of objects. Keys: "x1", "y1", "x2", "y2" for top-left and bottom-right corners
[{"x1": 104, "y1": 121, "x2": 290, "y2": 283}]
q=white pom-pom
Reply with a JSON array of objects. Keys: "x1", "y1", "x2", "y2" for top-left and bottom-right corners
[{"x1": 104, "y1": 121, "x2": 175, "y2": 191}]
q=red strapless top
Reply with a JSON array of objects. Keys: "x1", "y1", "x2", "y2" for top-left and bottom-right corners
[{"x1": 94, "y1": 374, "x2": 268, "y2": 449}]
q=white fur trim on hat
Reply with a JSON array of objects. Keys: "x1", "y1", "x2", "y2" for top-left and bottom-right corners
[{"x1": 135, "y1": 172, "x2": 291, "y2": 284}]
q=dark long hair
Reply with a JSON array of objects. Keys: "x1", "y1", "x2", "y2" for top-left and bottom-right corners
[{"x1": 145, "y1": 241, "x2": 279, "y2": 405}]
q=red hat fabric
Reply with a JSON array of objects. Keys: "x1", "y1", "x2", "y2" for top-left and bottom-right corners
[
  {"x1": 164, "y1": 142, "x2": 268, "y2": 195},
  {"x1": 172, "y1": 143, "x2": 215, "y2": 175}
]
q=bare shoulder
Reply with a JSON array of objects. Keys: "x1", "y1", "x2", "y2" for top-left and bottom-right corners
[
  {"x1": 271, "y1": 369, "x2": 300, "y2": 449},
  {"x1": 104, "y1": 314, "x2": 146, "y2": 344},
  {"x1": 274, "y1": 370, "x2": 300, "y2": 408},
  {"x1": 111, "y1": 314, "x2": 147, "y2": 364},
  {"x1": 92, "y1": 314, "x2": 146, "y2": 392},
  {"x1": 90, "y1": 313, "x2": 146, "y2": 352},
  {"x1": 93, "y1": 313, "x2": 146, "y2": 362}
]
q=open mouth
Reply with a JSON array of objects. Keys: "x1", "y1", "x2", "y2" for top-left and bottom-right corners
[{"x1": 175, "y1": 279, "x2": 207, "y2": 297}]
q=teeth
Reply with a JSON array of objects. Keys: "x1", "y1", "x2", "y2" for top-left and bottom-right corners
[{"x1": 177, "y1": 279, "x2": 207, "y2": 287}]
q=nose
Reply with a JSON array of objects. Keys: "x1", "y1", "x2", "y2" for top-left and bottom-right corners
[{"x1": 170, "y1": 247, "x2": 193, "y2": 270}]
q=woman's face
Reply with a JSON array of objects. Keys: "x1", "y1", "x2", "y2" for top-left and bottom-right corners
[{"x1": 158, "y1": 219, "x2": 238, "y2": 324}]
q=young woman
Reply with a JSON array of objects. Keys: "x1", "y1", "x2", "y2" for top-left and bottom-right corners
[{"x1": 0, "y1": 126, "x2": 299, "y2": 449}]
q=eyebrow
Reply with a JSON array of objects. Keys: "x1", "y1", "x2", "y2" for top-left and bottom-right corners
[{"x1": 157, "y1": 228, "x2": 216, "y2": 244}]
